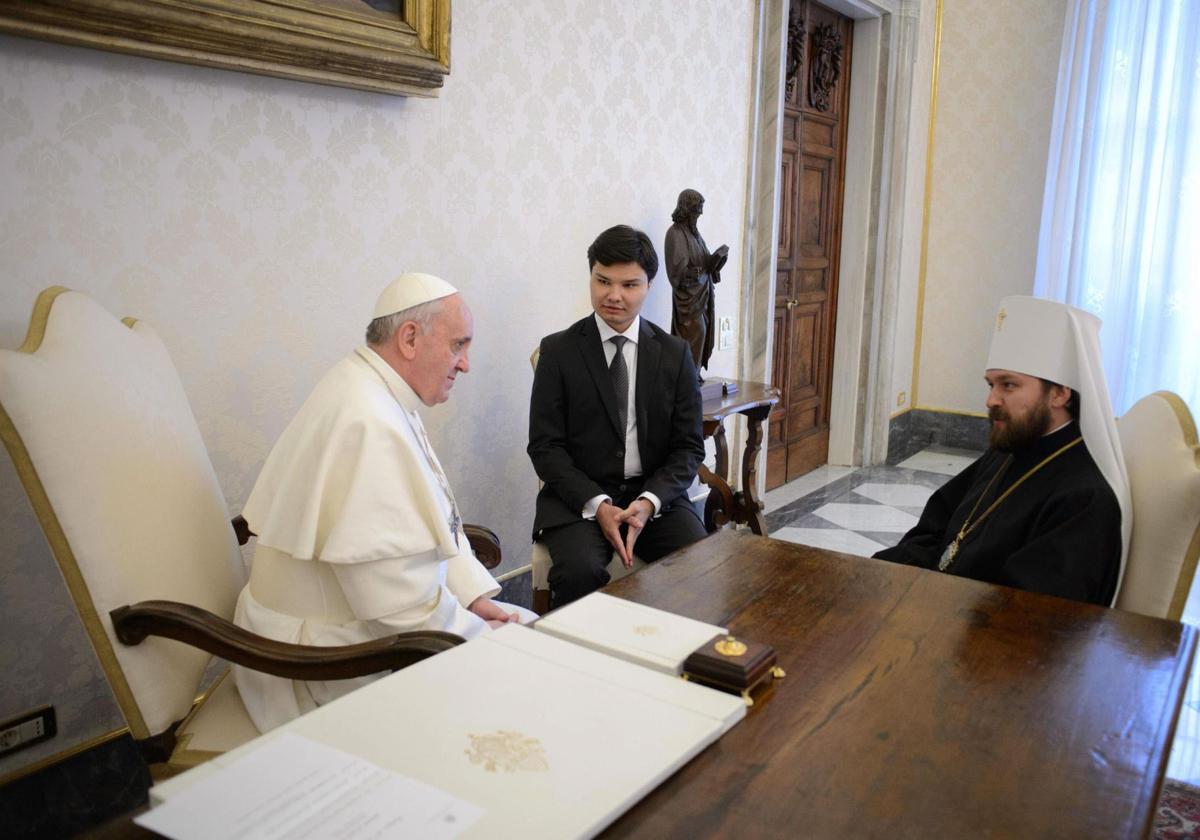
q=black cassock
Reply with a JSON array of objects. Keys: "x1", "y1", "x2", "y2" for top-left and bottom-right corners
[{"x1": 874, "y1": 421, "x2": 1121, "y2": 606}]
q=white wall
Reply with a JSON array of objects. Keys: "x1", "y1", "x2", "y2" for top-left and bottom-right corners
[
  {"x1": 0, "y1": 0, "x2": 754, "y2": 776},
  {"x1": 892, "y1": 0, "x2": 1068, "y2": 417}
]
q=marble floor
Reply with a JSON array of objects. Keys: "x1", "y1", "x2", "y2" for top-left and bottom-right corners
[
  {"x1": 763, "y1": 445, "x2": 977, "y2": 557},
  {"x1": 762, "y1": 445, "x2": 1200, "y2": 786}
]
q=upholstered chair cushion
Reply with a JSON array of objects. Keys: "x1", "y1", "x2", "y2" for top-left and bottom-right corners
[
  {"x1": 531, "y1": 540, "x2": 551, "y2": 593},
  {"x1": 1114, "y1": 391, "x2": 1200, "y2": 620},
  {"x1": 0, "y1": 289, "x2": 244, "y2": 738},
  {"x1": 167, "y1": 670, "x2": 260, "y2": 771}
]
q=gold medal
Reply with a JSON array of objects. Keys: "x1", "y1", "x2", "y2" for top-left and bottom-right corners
[{"x1": 714, "y1": 637, "x2": 748, "y2": 657}]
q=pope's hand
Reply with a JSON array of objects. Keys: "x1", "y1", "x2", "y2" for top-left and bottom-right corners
[{"x1": 468, "y1": 597, "x2": 519, "y2": 627}]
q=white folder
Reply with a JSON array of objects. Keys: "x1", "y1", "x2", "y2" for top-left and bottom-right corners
[
  {"x1": 534, "y1": 591, "x2": 728, "y2": 675},
  {"x1": 149, "y1": 623, "x2": 745, "y2": 839}
]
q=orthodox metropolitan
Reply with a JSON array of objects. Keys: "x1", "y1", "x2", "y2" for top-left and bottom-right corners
[{"x1": 874, "y1": 296, "x2": 1131, "y2": 606}]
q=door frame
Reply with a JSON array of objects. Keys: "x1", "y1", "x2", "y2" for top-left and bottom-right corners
[{"x1": 737, "y1": 0, "x2": 930, "y2": 483}]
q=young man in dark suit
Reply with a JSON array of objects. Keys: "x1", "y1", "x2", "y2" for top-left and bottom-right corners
[{"x1": 528, "y1": 225, "x2": 708, "y2": 608}]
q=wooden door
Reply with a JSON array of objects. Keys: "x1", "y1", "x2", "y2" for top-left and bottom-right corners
[{"x1": 766, "y1": 1, "x2": 853, "y2": 489}]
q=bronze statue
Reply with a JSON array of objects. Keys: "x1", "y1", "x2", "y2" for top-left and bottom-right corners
[{"x1": 665, "y1": 189, "x2": 728, "y2": 379}]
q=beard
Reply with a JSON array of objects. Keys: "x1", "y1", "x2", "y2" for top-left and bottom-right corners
[{"x1": 989, "y1": 396, "x2": 1053, "y2": 451}]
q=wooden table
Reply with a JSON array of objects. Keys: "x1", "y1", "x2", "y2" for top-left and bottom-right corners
[
  {"x1": 698, "y1": 379, "x2": 779, "y2": 536},
  {"x1": 601, "y1": 529, "x2": 1196, "y2": 839}
]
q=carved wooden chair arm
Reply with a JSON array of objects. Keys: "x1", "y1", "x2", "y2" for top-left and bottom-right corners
[
  {"x1": 464, "y1": 523, "x2": 502, "y2": 569},
  {"x1": 698, "y1": 464, "x2": 737, "y2": 533},
  {"x1": 232, "y1": 515, "x2": 502, "y2": 570},
  {"x1": 110, "y1": 601, "x2": 463, "y2": 681}
]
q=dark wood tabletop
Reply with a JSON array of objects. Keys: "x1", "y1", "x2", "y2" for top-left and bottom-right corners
[
  {"x1": 601, "y1": 529, "x2": 1196, "y2": 839},
  {"x1": 700, "y1": 378, "x2": 780, "y2": 423}
]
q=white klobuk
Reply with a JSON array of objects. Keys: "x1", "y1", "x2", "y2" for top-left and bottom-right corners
[{"x1": 146, "y1": 623, "x2": 745, "y2": 839}]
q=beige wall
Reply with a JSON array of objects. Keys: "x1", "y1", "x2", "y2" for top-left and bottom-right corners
[
  {"x1": 0, "y1": 0, "x2": 754, "y2": 777},
  {"x1": 887, "y1": 0, "x2": 940, "y2": 418},
  {"x1": 894, "y1": 0, "x2": 1068, "y2": 417}
]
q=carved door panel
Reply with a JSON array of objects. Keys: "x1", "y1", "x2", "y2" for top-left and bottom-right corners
[{"x1": 766, "y1": 0, "x2": 853, "y2": 489}]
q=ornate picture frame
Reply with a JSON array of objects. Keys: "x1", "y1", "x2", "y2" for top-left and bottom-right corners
[{"x1": 0, "y1": 0, "x2": 450, "y2": 97}]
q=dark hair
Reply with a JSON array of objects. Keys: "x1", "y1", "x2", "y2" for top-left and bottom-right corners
[
  {"x1": 587, "y1": 225, "x2": 658, "y2": 281},
  {"x1": 1040, "y1": 378, "x2": 1081, "y2": 420}
]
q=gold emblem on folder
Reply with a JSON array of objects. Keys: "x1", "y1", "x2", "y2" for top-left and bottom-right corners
[
  {"x1": 466, "y1": 730, "x2": 549, "y2": 773},
  {"x1": 714, "y1": 636, "x2": 747, "y2": 657},
  {"x1": 633, "y1": 624, "x2": 660, "y2": 636}
]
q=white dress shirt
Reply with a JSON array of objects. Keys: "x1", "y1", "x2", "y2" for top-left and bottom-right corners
[{"x1": 581, "y1": 313, "x2": 662, "y2": 519}]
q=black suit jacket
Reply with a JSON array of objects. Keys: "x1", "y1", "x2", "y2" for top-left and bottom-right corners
[{"x1": 528, "y1": 315, "x2": 704, "y2": 536}]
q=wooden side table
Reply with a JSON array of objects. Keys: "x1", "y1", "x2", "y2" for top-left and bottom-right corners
[{"x1": 697, "y1": 379, "x2": 780, "y2": 535}]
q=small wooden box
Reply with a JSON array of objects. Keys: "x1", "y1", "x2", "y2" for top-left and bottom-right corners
[{"x1": 683, "y1": 635, "x2": 782, "y2": 706}]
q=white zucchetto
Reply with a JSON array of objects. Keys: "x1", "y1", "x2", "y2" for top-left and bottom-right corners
[
  {"x1": 985, "y1": 295, "x2": 1131, "y2": 593},
  {"x1": 372, "y1": 272, "x2": 458, "y2": 319}
]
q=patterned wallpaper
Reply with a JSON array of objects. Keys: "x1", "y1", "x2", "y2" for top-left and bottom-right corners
[
  {"x1": 914, "y1": 0, "x2": 1067, "y2": 414},
  {"x1": 0, "y1": 1, "x2": 754, "y2": 775}
]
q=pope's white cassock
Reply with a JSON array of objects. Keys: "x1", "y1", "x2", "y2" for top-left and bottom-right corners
[{"x1": 233, "y1": 345, "x2": 500, "y2": 733}]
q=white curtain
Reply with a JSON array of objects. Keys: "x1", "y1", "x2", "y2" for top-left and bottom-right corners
[{"x1": 1035, "y1": 0, "x2": 1200, "y2": 415}]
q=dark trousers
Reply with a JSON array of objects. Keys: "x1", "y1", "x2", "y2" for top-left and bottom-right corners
[{"x1": 540, "y1": 494, "x2": 706, "y2": 609}]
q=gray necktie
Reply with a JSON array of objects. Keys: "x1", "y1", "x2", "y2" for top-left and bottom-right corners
[{"x1": 609, "y1": 335, "x2": 629, "y2": 433}]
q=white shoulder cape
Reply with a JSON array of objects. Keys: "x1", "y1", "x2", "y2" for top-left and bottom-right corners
[{"x1": 243, "y1": 349, "x2": 460, "y2": 564}]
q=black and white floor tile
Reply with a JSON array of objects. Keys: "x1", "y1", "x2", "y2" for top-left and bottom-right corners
[{"x1": 763, "y1": 445, "x2": 980, "y2": 558}]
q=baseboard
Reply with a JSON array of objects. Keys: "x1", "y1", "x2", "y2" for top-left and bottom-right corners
[{"x1": 887, "y1": 409, "x2": 989, "y2": 465}]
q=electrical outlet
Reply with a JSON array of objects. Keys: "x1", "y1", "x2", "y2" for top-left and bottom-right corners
[
  {"x1": 0, "y1": 706, "x2": 56, "y2": 757},
  {"x1": 897, "y1": 390, "x2": 907, "y2": 406},
  {"x1": 717, "y1": 317, "x2": 733, "y2": 351}
]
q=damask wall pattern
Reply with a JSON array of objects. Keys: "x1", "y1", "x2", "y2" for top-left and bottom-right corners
[{"x1": 0, "y1": 1, "x2": 755, "y2": 775}]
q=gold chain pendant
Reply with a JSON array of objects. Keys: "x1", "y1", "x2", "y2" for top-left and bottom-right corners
[
  {"x1": 938, "y1": 539, "x2": 960, "y2": 571},
  {"x1": 932, "y1": 438, "x2": 1082, "y2": 576}
]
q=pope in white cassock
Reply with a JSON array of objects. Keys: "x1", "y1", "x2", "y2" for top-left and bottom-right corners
[{"x1": 233, "y1": 273, "x2": 534, "y2": 733}]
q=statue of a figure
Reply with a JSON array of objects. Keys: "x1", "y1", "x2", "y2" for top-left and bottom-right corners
[{"x1": 665, "y1": 189, "x2": 728, "y2": 379}]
